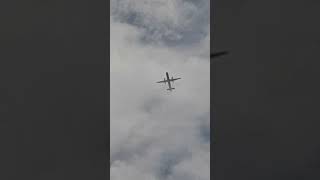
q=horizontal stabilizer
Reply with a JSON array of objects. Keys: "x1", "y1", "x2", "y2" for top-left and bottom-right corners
[{"x1": 167, "y1": 88, "x2": 175, "y2": 91}]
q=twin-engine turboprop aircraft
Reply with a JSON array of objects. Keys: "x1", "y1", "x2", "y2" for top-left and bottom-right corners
[{"x1": 156, "y1": 72, "x2": 181, "y2": 91}]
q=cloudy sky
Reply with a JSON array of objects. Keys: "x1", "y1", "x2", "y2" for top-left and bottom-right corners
[{"x1": 110, "y1": 0, "x2": 210, "y2": 179}]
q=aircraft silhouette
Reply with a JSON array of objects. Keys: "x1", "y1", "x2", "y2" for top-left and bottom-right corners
[{"x1": 156, "y1": 72, "x2": 181, "y2": 91}]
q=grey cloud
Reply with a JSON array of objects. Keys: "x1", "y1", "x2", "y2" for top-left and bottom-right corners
[
  {"x1": 111, "y1": 0, "x2": 209, "y2": 46},
  {"x1": 156, "y1": 149, "x2": 192, "y2": 179},
  {"x1": 196, "y1": 113, "x2": 210, "y2": 143},
  {"x1": 140, "y1": 97, "x2": 165, "y2": 113}
]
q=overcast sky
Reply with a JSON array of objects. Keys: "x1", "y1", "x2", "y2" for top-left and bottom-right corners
[{"x1": 110, "y1": 0, "x2": 210, "y2": 179}]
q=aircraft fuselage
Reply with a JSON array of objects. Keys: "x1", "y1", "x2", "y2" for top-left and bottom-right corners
[{"x1": 165, "y1": 72, "x2": 173, "y2": 90}]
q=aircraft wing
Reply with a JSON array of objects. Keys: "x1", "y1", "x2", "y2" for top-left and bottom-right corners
[
  {"x1": 170, "y1": 78, "x2": 181, "y2": 82},
  {"x1": 156, "y1": 80, "x2": 168, "y2": 83}
]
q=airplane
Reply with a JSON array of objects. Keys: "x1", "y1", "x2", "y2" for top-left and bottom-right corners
[{"x1": 156, "y1": 72, "x2": 181, "y2": 91}]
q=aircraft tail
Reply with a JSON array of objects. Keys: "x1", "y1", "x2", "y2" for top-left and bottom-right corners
[{"x1": 167, "y1": 88, "x2": 175, "y2": 91}]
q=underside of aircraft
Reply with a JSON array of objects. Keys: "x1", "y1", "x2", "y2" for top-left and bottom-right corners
[{"x1": 157, "y1": 72, "x2": 181, "y2": 91}]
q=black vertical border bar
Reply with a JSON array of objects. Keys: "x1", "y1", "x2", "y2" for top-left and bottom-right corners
[
  {"x1": 0, "y1": 0, "x2": 110, "y2": 178},
  {"x1": 105, "y1": 0, "x2": 110, "y2": 177}
]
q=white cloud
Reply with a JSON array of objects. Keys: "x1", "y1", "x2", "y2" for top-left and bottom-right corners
[{"x1": 111, "y1": 1, "x2": 210, "y2": 179}]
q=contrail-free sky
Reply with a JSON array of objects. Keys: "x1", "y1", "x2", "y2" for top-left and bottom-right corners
[{"x1": 111, "y1": 1, "x2": 210, "y2": 179}]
